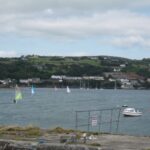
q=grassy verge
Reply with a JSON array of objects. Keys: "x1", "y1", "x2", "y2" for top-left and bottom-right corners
[{"x1": 0, "y1": 125, "x2": 42, "y2": 138}]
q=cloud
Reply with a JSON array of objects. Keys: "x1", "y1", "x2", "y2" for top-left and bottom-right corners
[
  {"x1": 0, "y1": 50, "x2": 17, "y2": 57},
  {"x1": 110, "y1": 35, "x2": 150, "y2": 48},
  {"x1": 1, "y1": 10, "x2": 149, "y2": 38},
  {"x1": 0, "y1": 0, "x2": 150, "y2": 14},
  {"x1": 0, "y1": 0, "x2": 150, "y2": 51},
  {"x1": 44, "y1": 51, "x2": 89, "y2": 57}
]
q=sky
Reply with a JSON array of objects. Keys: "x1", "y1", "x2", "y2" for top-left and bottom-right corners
[{"x1": 0, "y1": 0, "x2": 150, "y2": 59}]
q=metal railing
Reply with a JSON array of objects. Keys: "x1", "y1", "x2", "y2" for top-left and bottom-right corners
[{"x1": 75, "y1": 107, "x2": 122, "y2": 134}]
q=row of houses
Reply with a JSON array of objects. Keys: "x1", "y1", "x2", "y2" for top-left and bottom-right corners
[
  {"x1": 50, "y1": 72, "x2": 146, "y2": 89},
  {"x1": 51, "y1": 75, "x2": 104, "y2": 81},
  {"x1": 51, "y1": 72, "x2": 150, "y2": 89},
  {"x1": 104, "y1": 72, "x2": 145, "y2": 89},
  {"x1": 0, "y1": 72, "x2": 150, "y2": 89}
]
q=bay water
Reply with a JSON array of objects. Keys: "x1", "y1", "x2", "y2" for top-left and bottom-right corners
[{"x1": 0, "y1": 88, "x2": 150, "y2": 136}]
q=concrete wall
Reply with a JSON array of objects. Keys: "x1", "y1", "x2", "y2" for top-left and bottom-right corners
[{"x1": 0, "y1": 140, "x2": 99, "y2": 150}]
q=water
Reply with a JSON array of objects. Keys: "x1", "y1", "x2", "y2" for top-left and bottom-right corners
[{"x1": 0, "y1": 88, "x2": 150, "y2": 136}]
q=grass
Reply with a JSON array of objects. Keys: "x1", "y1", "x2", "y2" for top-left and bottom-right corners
[
  {"x1": 0, "y1": 125, "x2": 42, "y2": 138},
  {"x1": 0, "y1": 125, "x2": 103, "y2": 147},
  {"x1": 0, "y1": 126, "x2": 104, "y2": 137},
  {"x1": 48, "y1": 127, "x2": 75, "y2": 134}
]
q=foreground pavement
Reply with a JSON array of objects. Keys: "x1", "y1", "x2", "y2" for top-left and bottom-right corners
[
  {"x1": 0, "y1": 134, "x2": 150, "y2": 150},
  {"x1": 94, "y1": 134, "x2": 150, "y2": 150}
]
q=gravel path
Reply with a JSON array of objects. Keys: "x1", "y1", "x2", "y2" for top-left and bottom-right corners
[
  {"x1": 93, "y1": 134, "x2": 150, "y2": 150},
  {"x1": 0, "y1": 133, "x2": 150, "y2": 150}
]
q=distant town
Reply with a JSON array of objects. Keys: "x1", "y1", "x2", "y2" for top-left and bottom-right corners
[{"x1": 0, "y1": 55, "x2": 150, "y2": 89}]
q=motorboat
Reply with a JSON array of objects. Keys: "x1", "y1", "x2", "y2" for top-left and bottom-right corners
[{"x1": 122, "y1": 108, "x2": 142, "y2": 117}]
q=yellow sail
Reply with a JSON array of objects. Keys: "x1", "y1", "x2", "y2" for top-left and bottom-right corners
[
  {"x1": 15, "y1": 91, "x2": 22, "y2": 101},
  {"x1": 14, "y1": 85, "x2": 22, "y2": 102}
]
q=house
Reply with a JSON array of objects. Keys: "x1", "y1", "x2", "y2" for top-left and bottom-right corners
[
  {"x1": 113, "y1": 67, "x2": 121, "y2": 72},
  {"x1": 121, "y1": 82, "x2": 133, "y2": 89},
  {"x1": 63, "y1": 77, "x2": 82, "y2": 80},
  {"x1": 120, "y1": 64, "x2": 126, "y2": 68},
  {"x1": 147, "y1": 78, "x2": 150, "y2": 82},
  {"x1": 51, "y1": 75, "x2": 66, "y2": 80},
  {"x1": 108, "y1": 78, "x2": 116, "y2": 82},
  {"x1": 31, "y1": 78, "x2": 41, "y2": 83},
  {"x1": 83, "y1": 76, "x2": 104, "y2": 80},
  {"x1": 0, "y1": 80, "x2": 8, "y2": 85},
  {"x1": 19, "y1": 79, "x2": 29, "y2": 84}
]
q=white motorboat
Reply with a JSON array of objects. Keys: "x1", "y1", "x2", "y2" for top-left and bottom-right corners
[{"x1": 122, "y1": 108, "x2": 142, "y2": 117}]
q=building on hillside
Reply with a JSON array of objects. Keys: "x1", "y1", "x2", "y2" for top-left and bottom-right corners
[
  {"x1": 104, "y1": 72, "x2": 144, "y2": 89},
  {"x1": 51, "y1": 75, "x2": 66, "y2": 80},
  {"x1": 63, "y1": 77, "x2": 82, "y2": 80},
  {"x1": 121, "y1": 82, "x2": 133, "y2": 89},
  {"x1": 20, "y1": 78, "x2": 41, "y2": 84},
  {"x1": 147, "y1": 78, "x2": 150, "y2": 82},
  {"x1": 104, "y1": 72, "x2": 143, "y2": 80},
  {"x1": 120, "y1": 64, "x2": 126, "y2": 68},
  {"x1": 113, "y1": 67, "x2": 121, "y2": 72},
  {"x1": 19, "y1": 79, "x2": 29, "y2": 84},
  {"x1": 31, "y1": 78, "x2": 41, "y2": 83},
  {"x1": 83, "y1": 76, "x2": 104, "y2": 80}
]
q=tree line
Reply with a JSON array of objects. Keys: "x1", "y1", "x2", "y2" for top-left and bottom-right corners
[{"x1": 0, "y1": 55, "x2": 150, "y2": 80}]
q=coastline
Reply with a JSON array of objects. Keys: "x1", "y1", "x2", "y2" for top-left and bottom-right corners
[{"x1": 0, "y1": 126, "x2": 150, "y2": 150}]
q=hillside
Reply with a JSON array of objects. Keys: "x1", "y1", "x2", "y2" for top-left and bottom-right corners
[
  {"x1": 0, "y1": 55, "x2": 150, "y2": 88},
  {"x1": 1, "y1": 55, "x2": 149, "y2": 79}
]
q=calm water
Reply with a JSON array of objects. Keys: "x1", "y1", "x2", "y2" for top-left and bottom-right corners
[{"x1": 0, "y1": 88, "x2": 150, "y2": 136}]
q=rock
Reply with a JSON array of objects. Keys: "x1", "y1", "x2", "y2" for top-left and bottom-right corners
[{"x1": 0, "y1": 140, "x2": 99, "y2": 150}]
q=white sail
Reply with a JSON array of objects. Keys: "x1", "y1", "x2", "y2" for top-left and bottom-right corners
[
  {"x1": 31, "y1": 85, "x2": 35, "y2": 94},
  {"x1": 54, "y1": 86, "x2": 58, "y2": 91},
  {"x1": 67, "y1": 86, "x2": 71, "y2": 93}
]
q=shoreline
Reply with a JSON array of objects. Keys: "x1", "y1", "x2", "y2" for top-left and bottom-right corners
[
  {"x1": 0, "y1": 85, "x2": 149, "y2": 90},
  {"x1": 0, "y1": 126, "x2": 150, "y2": 150}
]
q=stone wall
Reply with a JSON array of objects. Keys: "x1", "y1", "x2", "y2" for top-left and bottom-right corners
[{"x1": 0, "y1": 140, "x2": 99, "y2": 150}]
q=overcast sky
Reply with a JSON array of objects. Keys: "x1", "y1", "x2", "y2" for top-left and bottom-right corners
[{"x1": 0, "y1": 0, "x2": 150, "y2": 59}]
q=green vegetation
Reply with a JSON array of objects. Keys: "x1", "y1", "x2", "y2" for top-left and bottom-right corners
[
  {"x1": 0, "y1": 55, "x2": 150, "y2": 85},
  {"x1": 0, "y1": 125, "x2": 42, "y2": 138},
  {"x1": 48, "y1": 127, "x2": 75, "y2": 134},
  {"x1": 0, "y1": 125, "x2": 99, "y2": 144}
]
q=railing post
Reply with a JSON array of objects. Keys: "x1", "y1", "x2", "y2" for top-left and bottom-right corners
[
  {"x1": 109, "y1": 109, "x2": 113, "y2": 133},
  {"x1": 87, "y1": 111, "x2": 90, "y2": 132},
  {"x1": 75, "y1": 111, "x2": 78, "y2": 130},
  {"x1": 98, "y1": 110, "x2": 102, "y2": 134},
  {"x1": 116, "y1": 108, "x2": 121, "y2": 133}
]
